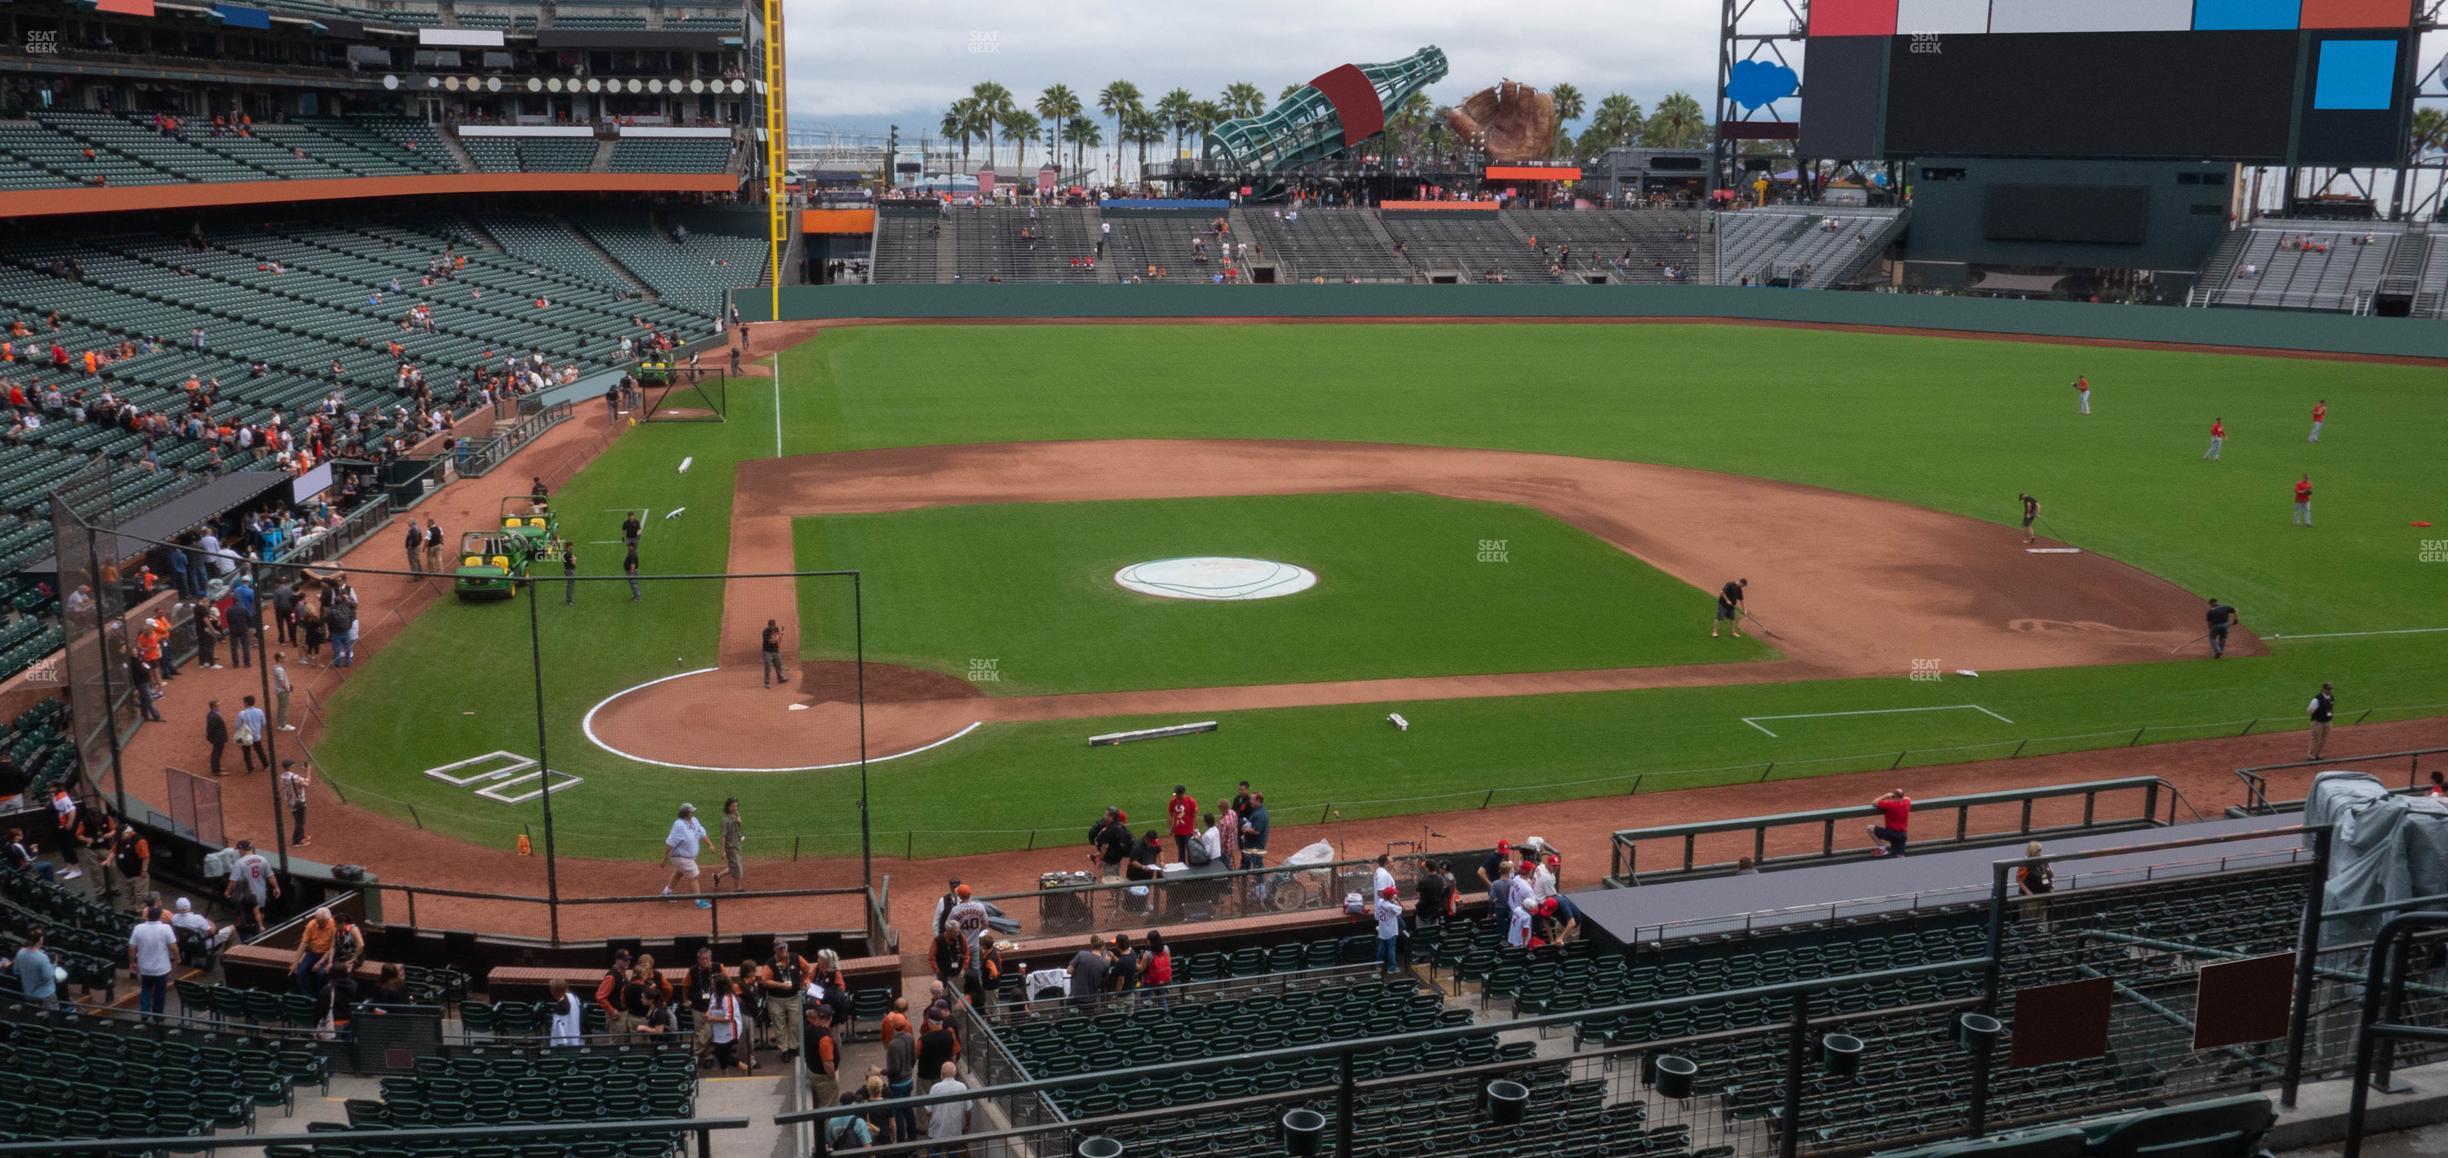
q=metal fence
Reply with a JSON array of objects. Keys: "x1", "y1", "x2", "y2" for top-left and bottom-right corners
[
  {"x1": 2233, "y1": 747, "x2": 2448, "y2": 815},
  {"x1": 1609, "y1": 776, "x2": 2181, "y2": 885},
  {"x1": 974, "y1": 851, "x2": 1454, "y2": 940},
  {"x1": 155, "y1": 764, "x2": 224, "y2": 848},
  {"x1": 458, "y1": 400, "x2": 576, "y2": 477}
]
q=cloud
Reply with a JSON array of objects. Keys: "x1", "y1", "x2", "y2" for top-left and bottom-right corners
[
  {"x1": 1723, "y1": 59, "x2": 1798, "y2": 111},
  {"x1": 783, "y1": 0, "x2": 1724, "y2": 127}
]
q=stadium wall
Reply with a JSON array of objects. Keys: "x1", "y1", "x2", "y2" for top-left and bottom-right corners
[
  {"x1": 746, "y1": 285, "x2": 2448, "y2": 360},
  {"x1": 0, "y1": 172, "x2": 740, "y2": 219}
]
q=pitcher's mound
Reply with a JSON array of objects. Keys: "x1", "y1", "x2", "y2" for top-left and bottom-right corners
[
  {"x1": 1115, "y1": 557, "x2": 1317, "y2": 601},
  {"x1": 583, "y1": 661, "x2": 985, "y2": 771}
]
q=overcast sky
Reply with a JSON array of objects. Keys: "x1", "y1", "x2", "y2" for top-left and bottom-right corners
[{"x1": 785, "y1": 0, "x2": 1726, "y2": 133}]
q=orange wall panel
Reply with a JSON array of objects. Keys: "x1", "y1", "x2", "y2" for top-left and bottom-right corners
[
  {"x1": 0, "y1": 172, "x2": 739, "y2": 219},
  {"x1": 799, "y1": 208, "x2": 876, "y2": 234}
]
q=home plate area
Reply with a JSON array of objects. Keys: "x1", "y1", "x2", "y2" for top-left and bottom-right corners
[{"x1": 423, "y1": 750, "x2": 583, "y2": 804}]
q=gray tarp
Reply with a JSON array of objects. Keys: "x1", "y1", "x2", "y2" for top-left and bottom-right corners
[{"x1": 2307, "y1": 771, "x2": 2448, "y2": 945}]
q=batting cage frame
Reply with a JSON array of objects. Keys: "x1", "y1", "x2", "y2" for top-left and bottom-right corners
[{"x1": 638, "y1": 368, "x2": 731, "y2": 423}]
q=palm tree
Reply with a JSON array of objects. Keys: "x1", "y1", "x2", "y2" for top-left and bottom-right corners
[
  {"x1": 969, "y1": 82, "x2": 1016, "y2": 170},
  {"x1": 1068, "y1": 116, "x2": 1103, "y2": 177},
  {"x1": 1000, "y1": 109, "x2": 1040, "y2": 174},
  {"x1": 939, "y1": 98, "x2": 977, "y2": 174},
  {"x1": 1034, "y1": 84, "x2": 1080, "y2": 177},
  {"x1": 1156, "y1": 87, "x2": 1195, "y2": 158},
  {"x1": 1279, "y1": 82, "x2": 1305, "y2": 104},
  {"x1": 1578, "y1": 92, "x2": 1643, "y2": 160},
  {"x1": 1388, "y1": 90, "x2": 1435, "y2": 155},
  {"x1": 1646, "y1": 91, "x2": 1708, "y2": 150},
  {"x1": 1126, "y1": 107, "x2": 1164, "y2": 179},
  {"x1": 1549, "y1": 83, "x2": 1585, "y2": 156},
  {"x1": 2414, "y1": 107, "x2": 2448, "y2": 158},
  {"x1": 1187, "y1": 99, "x2": 1226, "y2": 145},
  {"x1": 1098, "y1": 80, "x2": 1142, "y2": 181},
  {"x1": 1221, "y1": 82, "x2": 1266, "y2": 120}
]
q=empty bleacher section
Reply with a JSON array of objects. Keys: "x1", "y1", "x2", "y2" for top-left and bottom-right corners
[
  {"x1": 869, "y1": 205, "x2": 942, "y2": 284},
  {"x1": 1717, "y1": 208, "x2": 1906, "y2": 288},
  {"x1": 868, "y1": 205, "x2": 1756, "y2": 287},
  {"x1": 1241, "y1": 208, "x2": 1411, "y2": 283},
  {"x1": 570, "y1": 210, "x2": 764, "y2": 316},
  {"x1": 2197, "y1": 226, "x2": 2403, "y2": 312},
  {"x1": 327, "y1": 1043, "x2": 697, "y2": 1137},
  {"x1": 1379, "y1": 211, "x2": 1555, "y2": 283},
  {"x1": 1508, "y1": 208, "x2": 1708, "y2": 284},
  {"x1": 952, "y1": 206, "x2": 1102, "y2": 282},
  {"x1": 606, "y1": 137, "x2": 734, "y2": 174}
]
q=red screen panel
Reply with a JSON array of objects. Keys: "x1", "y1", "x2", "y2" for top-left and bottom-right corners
[
  {"x1": 1811, "y1": 0, "x2": 1902, "y2": 36},
  {"x1": 2300, "y1": 0, "x2": 2413, "y2": 27},
  {"x1": 95, "y1": 0, "x2": 157, "y2": 14},
  {"x1": 1308, "y1": 65, "x2": 1386, "y2": 146}
]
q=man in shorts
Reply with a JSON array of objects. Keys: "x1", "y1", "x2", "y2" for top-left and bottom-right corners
[
  {"x1": 1711, "y1": 578, "x2": 1747, "y2": 639},
  {"x1": 663, "y1": 803, "x2": 710, "y2": 909},
  {"x1": 2018, "y1": 493, "x2": 2041, "y2": 544},
  {"x1": 1866, "y1": 789, "x2": 1911, "y2": 857}
]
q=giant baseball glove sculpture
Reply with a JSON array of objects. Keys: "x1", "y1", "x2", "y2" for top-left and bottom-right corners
[{"x1": 1440, "y1": 81, "x2": 1561, "y2": 162}]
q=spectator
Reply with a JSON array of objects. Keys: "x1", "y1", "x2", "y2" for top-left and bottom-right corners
[
  {"x1": 235, "y1": 696, "x2": 269, "y2": 773},
  {"x1": 13, "y1": 928, "x2": 57, "y2": 1007},
  {"x1": 127, "y1": 908, "x2": 179, "y2": 1021},
  {"x1": 925, "y1": 1061, "x2": 972, "y2": 1156},
  {"x1": 1371, "y1": 854, "x2": 1396, "y2": 897},
  {"x1": 685, "y1": 945, "x2": 721, "y2": 1067},
  {"x1": 169, "y1": 897, "x2": 231, "y2": 961},
  {"x1": 281, "y1": 762, "x2": 310, "y2": 847},
  {"x1": 1066, "y1": 936, "x2": 1110, "y2": 1004},
  {"x1": 761, "y1": 939, "x2": 810, "y2": 1062},
  {"x1": 1240, "y1": 793, "x2": 1268, "y2": 869},
  {"x1": 294, "y1": 906, "x2": 336, "y2": 998},
  {"x1": 663, "y1": 802, "x2": 710, "y2": 908},
  {"x1": 1140, "y1": 929, "x2": 1172, "y2": 997},
  {"x1": 594, "y1": 947, "x2": 633, "y2": 1026},
  {"x1": 706, "y1": 973, "x2": 748, "y2": 1072},
  {"x1": 2016, "y1": 842, "x2": 2055, "y2": 896},
  {"x1": 930, "y1": 924, "x2": 969, "y2": 991},
  {"x1": 1088, "y1": 806, "x2": 1132, "y2": 880},
  {"x1": 915, "y1": 1009, "x2": 960, "y2": 1084},
  {"x1": 805, "y1": 1001, "x2": 841, "y2": 1107},
  {"x1": 1374, "y1": 885, "x2": 1404, "y2": 973},
  {"x1": 546, "y1": 977, "x2": 586, "y2": 1046},
  {"x1": 1167, "y1": 786, "x2": 1197, "y2": 861},
  {"x1": 5, "y1": 828, "x2": 57, "y2": 882},
  {"x1": 111, "y1": 822, "x2": 149, "y2": 907},
  {"x1": 1416, "y1": 863, "x2": 1454, "y2": 924},
  {"x1": 1867, "y1": 789, "x2": 1911, "y2": 857},
  {"x1": 882, "y1": 999, "x2": 919, "y2": 1140},
  {"x1": 639, "y1": 986, "x2": 678, "y2": 1036}
]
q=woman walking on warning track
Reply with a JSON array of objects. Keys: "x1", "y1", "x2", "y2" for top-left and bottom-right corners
[{"x1": 1711, "y1": 579, "x2": 1747, "y2": 639}]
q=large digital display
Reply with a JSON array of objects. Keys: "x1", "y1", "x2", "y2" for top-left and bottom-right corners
[{"x1": 1800, "y1": 0, "x2": 2417, "y2": 165}]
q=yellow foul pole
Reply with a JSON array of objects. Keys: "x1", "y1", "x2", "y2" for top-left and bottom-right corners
[{"x1": 762, "y1": 0, "x2": 786, "y2": 322}]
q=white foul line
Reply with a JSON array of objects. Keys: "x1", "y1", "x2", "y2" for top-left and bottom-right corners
[
  {"x1": 2268, "y1": 627, "x2": 2448, "y2": 641},
  {"x1": 579, "y1": 666, "x2": 983, "y2": 772},
  {"x1": 771, "y1": 347, "x2": 783, "y2": 459},
  {"x1": 1742, "y1": 703, "x2": 2015, "y2": 739}
]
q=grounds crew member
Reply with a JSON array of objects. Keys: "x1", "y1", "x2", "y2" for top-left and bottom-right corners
[
  {"x1": 2019, "y1": 493, "x2": 2041, "y2": 544},
  {"x1": 2205, "y1": 599, "x2": 2239, "y2": 659},
  {"x1": 2307, "y1": 683, "x2": 2337, "y2": 760},
  {"x1": 1712, "y1": 578, "x2": 1747, "y2": 639}
]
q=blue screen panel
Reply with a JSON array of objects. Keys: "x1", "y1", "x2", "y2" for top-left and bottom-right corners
[
  {"x1": 2312, "y1": 38, "x2": 2398, "y2": 110},
  {"x1": 2192, "y1": 0, "x2": 2299, "y2": 29}
]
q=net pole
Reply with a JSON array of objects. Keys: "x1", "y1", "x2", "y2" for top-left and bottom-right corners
[
  {"x1": 528, "y1": 576, "x2": 563, "y2": 945},
  {"x1": 855, "y1": 571, "x2": 872, "y2": 894}
]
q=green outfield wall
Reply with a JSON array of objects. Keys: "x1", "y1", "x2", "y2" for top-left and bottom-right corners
[{"x1": 743, "y1": 285, "x2": 2448, "y2": 360}]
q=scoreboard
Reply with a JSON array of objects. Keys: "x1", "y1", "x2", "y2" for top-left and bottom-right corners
[{"x1": 1800, "y1": 0, "x2": 2419, "y2": 166}]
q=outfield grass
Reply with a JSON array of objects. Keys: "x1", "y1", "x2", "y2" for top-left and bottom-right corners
[
  {"x1": 791, "y1": 492, "x2": 1770, "y2": 694},
  {"x1": 310, "y1": 323, "x2": 2448, "y2": 859}
]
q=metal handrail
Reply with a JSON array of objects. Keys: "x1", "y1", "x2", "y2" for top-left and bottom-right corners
[
  {"x1": 2232, "y1": 746, "x2": 2448, "y2": 814},
  {"x1": 3, "y1": 1116, "x2": 752, "y2": 1156},
  {"x1": 359, "y1": 878, "x2": 875, "y2": 949},
  {"x1": 776, "y1": 956, "x2": 1990, "y2": 1137},
  {"x1": 1610, "y1": 776, "x2": 2174, "y2": 883}
]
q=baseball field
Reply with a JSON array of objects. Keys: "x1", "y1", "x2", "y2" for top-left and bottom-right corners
[{"x1": 311, "y1": 321, "x2": 2448, "y2": 859}]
